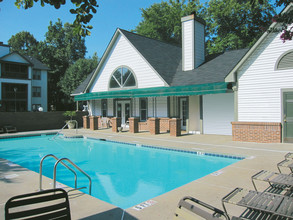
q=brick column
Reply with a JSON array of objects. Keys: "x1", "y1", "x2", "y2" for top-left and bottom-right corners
[
  {"x1": 112, "y1": 117, "x2": 121, "y2": 132},
  {"x1": 83, "y1": 116, "x2": 90, "y2": 129},
  {"x1": 129, "y1": 117, "x2": 139, "y2": 133},
  {"x1": 169, "y1": 118, "x2": 181, "y2": 137},
  {"x1": 89, "y1": 116, "x2": 98, "y2": 130},
  {"x1": 148, "y1": 118, "x2": 159, "y2": 135}
]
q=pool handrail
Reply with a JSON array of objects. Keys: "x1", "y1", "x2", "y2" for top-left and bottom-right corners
[
  {"x1": 39, "y1": 154, "x2": 77, "y2": 191},
  {"x1": 50, "y1": 120, "x2": 78, "y2": 140},
  {"x1": 53, "y1": 158, "x2": 92, "y2": 195}
]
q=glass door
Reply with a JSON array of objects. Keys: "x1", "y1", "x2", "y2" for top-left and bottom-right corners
[
  {"x1": 116, "y1": 100, "x2": 131, "y2": 127},
  {"x1": 283, "y1": 92, "x2": 293, "y2": 143}
]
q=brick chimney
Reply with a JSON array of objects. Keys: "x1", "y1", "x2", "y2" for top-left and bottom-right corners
[{"x1": 181, "y1": 14, "x2": 205, "y2": 71}]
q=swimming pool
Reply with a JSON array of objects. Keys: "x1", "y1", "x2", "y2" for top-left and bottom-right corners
[{"x1": 0, "y1": 134, "x2": 242, "y2": 209}]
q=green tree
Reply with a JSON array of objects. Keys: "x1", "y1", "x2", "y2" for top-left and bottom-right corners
[
  {"x1": 39, "y1": 19, "x2": 87, "y2": 110},
  {"x1": 58, "y1": 53, "x2": 98, "y2": 101},
  {"x1": 12, "y1": 0, "x2": 99, "y2": 36},
  {"x1": 8, "y1": 31, "x2": 39, "y2": 57},
  {"x1": 251, "y1": 0, "x2": 293, "y2": 42},
  {"x1": 205, "y1": 0, "x2": 276, "y2": 54},
  {"x1": 134, "y1": 0, "x2": 205, "y2": 45}
]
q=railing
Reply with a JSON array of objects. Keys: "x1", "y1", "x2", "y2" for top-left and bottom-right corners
[
  {"x1": 53, "y1": 158, "x2": 92, "y2": 195},
  {"x1": 39, "y1": 154, "x2": 77, "y2": 191},
  {"x1": 50, "y1": 120, "x2": 78, "y2": 140},
  {"x1": 39, "y1": 154, "x2": 92, "y2": 195}
]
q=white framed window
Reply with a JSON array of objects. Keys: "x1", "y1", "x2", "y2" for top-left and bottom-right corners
[
  {"x1": 32, "y1": 87, "x2": 41, "y2": 97},
  {"x1": 33, "y1": 69, "x2": 41, "y2": 80},
  {"x1": 109, "y1": 66, "x2": 136, "y2": 89},
  {"x1": 140, "y1": 98, "x2": 148, "y2": 121},
  {"x1": 101, "y1": 99, "x2": 107, "y2": 117}
]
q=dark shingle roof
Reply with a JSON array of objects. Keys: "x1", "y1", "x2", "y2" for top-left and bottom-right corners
[
  {"x1": 120, "y1": 29, "x2": 182, "y2": 85},
  {"x1": 24, "y1": 55, "x2": 50, "y2": 70},
  {"x1": 171, "y1": 49, "x2": 249, "y2": 86},
  {"x1": 72, "y1": 70, "x2": 95, "y2": 95}
]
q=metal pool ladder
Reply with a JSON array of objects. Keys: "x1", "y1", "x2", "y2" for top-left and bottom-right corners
[
  {"x1": 39, "y1": 154, "x2": 92, "y2": 195},
  {"x1": 50, "y1": 120, "x2": 78, "y2": 140}
]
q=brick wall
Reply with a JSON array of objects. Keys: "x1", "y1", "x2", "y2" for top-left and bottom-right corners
[
  {"x1": 138, "y1": 122, "x2": 148, "y2": 131},
  {"x1": 231, "y1": 121, "x2": 282, "y2": 143},
  {"x1": 0, "y1": 111, "x2": 87, "y2": 132},
  {"x1": 159, "y1": 118, "x2": 170, "y2": 132}
]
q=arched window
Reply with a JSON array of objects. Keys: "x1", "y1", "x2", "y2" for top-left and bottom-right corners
[
  {"x1": 276, "y1": 50, "x2": 293, "y2": 70},
  {"x1": 109, "y1": 66, "x2": 136, "y2": 89}
]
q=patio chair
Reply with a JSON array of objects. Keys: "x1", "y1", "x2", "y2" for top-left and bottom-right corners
[
  {"x1": 277, "y1": 159, "x2": 293, "y2": 173},
  {"x1": 251, "y1": 169, "x2": 293, "y2": 192},
  {"x1": 285, "y1": 152, "x2": 293, "y2": 160},
  {"x1": 0, "y1": 126, "x2": 4, "y2": 133},
  {"x1": 3, "y1": 125, "x2": 17, "y2": 133},
  {"x1": 5, "y1": 188, "x2": 71, "y2": 220},
  {"x1": 222, "y1": 187, "x2": 293, "y2": 219},
  {"x1": 174, "y1": 196, "x2": 229, "y2": 220},
  {"x1": 174, "y1": 196, "x2": 271, "y2": 220}
]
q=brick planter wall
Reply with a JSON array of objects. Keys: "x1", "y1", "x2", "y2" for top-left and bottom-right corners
[
  {"x1": 169, "y1": 118, "x2": 181, "y2": 137},
  {"x1": 129, "y1": 117, "x2": 139, "y2": 133},
  {"x1": 138, "y1": 122, "x2": 148, "y2": 131},
  {"x1": 112, "y1": 117, "x2": 121, "y2": 133},
  {"x1": 231, "y1": 121, "x2": 282, "y2": 143},
  {"x1": 89, "y1": 116, "x2": 99, "y2": 130},
  {"x1": 83, "y1": 116, "x2": 90, "y2": 129},
  {"x1": 148, "y1": 118, "x2": 160, "y2": 135},
  {"x1": 159, "y1": 118, "x2": 170, "y2": 132}
]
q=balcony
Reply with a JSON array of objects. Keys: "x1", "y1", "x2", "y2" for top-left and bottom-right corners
[{"x1": 1, "y1": 72, "x2": 28, "y2": 80}]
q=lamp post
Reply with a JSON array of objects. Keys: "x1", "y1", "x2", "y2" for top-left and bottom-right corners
[{"x1": 14, "y1": 87, "x2": 17, "y2": 112}]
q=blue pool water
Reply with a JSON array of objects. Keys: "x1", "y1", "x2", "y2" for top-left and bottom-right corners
[{"x1": 0, "y1": 135, "x2": 241, "y2": 209}]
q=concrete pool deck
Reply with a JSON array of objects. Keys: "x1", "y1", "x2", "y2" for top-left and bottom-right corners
[{"x1": 1, "y1": 128, "x2": 293, "y2": 219}]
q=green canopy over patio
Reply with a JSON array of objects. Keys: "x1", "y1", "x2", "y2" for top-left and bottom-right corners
[{"x1": 74, "y1": 82, "x2": 228, "y2": 101}]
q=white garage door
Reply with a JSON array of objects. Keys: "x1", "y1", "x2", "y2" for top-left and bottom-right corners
[{"x1": 203, "y1": 93, "x2": 234, "y2": 135}]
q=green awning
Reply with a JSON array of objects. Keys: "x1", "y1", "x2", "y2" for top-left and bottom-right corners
[{"x1": 74, "y1": 82, "x2": 228, "y2": 101}]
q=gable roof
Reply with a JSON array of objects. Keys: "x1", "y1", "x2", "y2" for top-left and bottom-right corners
[
  {"x1": 73, "y1": 29, "x2": 249, "y2": 96},
  {"x1": 0, "y1": 51, "x2": 49, "y2": 70},
  {"x1": 0, "y1": 51, "x2": 33, "y2": 65},
  {"x1": 23, "y1": 55, "x2": 50, "y2": 70}
]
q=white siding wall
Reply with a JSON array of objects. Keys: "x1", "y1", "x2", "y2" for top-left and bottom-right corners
[
  {"x1": 182, "y1": 20, "x2": 194, "y2": 71},
  {"x1": 237, "y1": 31, "x2": 293, "y2": 123},
  {"x1": 203, "y1": 93, "x2": 234, "y2": 135},
  {"x1": 194, "y1": 22, "x2": 205, "y2": 68},
  {"x1": 182, "y1": 17, "x2": 205, "y2": 71},
  {"x1": 90, "y1": 34, "x2": 165, "y2": 92},
  {"x1": 156, "y1": 97, "x2": 168, "y2": 117}
]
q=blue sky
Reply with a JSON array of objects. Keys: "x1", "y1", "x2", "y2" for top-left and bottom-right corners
[
  {"x1": 0, "y1": 1, "x2": 281, "y2": 59},
  {"x1": 0, "y1": 0, "x2": 166, "y2": 58}
]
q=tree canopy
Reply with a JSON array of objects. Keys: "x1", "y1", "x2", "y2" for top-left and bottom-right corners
[
  {"x1": 205, "y1": 0, "x2": 275, "y2": 54},
  {"x1": 134, "y1": 0, "x2": 276, "y2": 54},
  {"x1": 58, "y1": 54, "x2": 98, "y2": 100},
  {"x1": 11, "y1": 0, "x2": 99, "y2": 36},
  {"x1": 8, "y1": 31, "x2": 39, "y2": 57},
  {"x1": 134, "y1": 0, "x2": 205, "y2": 45}
]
